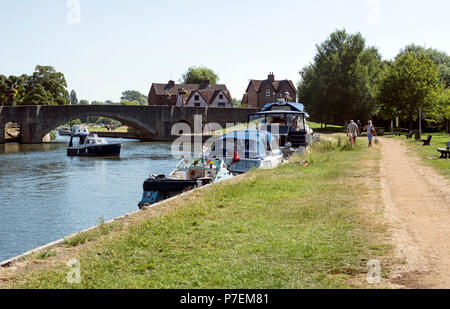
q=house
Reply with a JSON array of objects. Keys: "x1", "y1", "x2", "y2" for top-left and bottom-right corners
[
  {"x1": 176, "y1": 89, "x2": 232, "y2": 108},
  {"x1": 241, "y1": 73, "x2": 297, "y2": 109},
  {"x1": 148, "y1": 78, "x2": 232, "y2": 107}
]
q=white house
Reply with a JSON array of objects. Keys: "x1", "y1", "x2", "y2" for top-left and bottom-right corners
[{"x1": 176, "y1": 89, "x2": 233, "y2": 108}]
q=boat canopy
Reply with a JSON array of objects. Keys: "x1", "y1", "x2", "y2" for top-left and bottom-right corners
[
  {"x1": 261, "y1": 101, "x2": 305, "y2": 113},
  {"x1": 210, "y1": 129, "x2": 278, "y2": 160}
]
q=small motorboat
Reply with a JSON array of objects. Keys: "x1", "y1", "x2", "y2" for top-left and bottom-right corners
[
  {"x1": 67, "y1": 125, "x2": 121, "y2": 157},
  {"x1": 208, "y1": 129, "x2": 284, "y2": 175},
  {"x1": 138, "y1": 158, "x2": 232, "y2": 208}
]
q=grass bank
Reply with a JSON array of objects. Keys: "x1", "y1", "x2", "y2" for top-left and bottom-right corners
[
  {"x1": 385, "y1": 133, "x2": 450, "y2": 180},
  {"x1": 2, "y1": 137, "x2": 388, "y2": 289}
]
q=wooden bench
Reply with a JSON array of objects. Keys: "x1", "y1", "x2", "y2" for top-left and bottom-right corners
[
  {"x1": 377, "y1": 129, "x2": 385, "y2": 136},
  {"x1": 405, "y1": 131, "x2": 414, "y2": 139},
  {"x1": 437, "y1": 142, "x2": 450, "y2": 159},
  {"x1": 421, "y1": 135, "x2": 432, "y2": 146}
]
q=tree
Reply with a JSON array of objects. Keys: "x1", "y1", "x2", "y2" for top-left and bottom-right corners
[
  {"x1": 70, "y1": 90, "x2": 79, "y2": 105},
  {"x1": 181, "y1": 66, "x2": 219, "y2": 85},
  {"x1": 121, "y1": 100, "x2": 139, "y2": 106},
  {"x1": 19, "y1": 66, "x2": 70, "y2": 106},
  {"x1": 399, "y1": 44, "x2": 450, "y2": 86},
  {"x1": 377, "y1": 52, "x2": 444, "y2": 129},
  {"x1": 79, "y1": 100, "x2": 90, "y2": 105},
  {"x1": 297, "y1": 29, "x2": 383, "y2": 125},
  {"x1": 120, "y1": 90, "x2": 147, "y2": 105}
]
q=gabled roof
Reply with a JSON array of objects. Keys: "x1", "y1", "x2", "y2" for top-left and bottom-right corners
[
  {"x1": 245, "y1": 78, "x2": 296, "y2": 94},
  {"x1": 181, "y1": 89, "x2": 232, "y2": 105},
  {"x1": 151, "y1": 82, "x2": 229, "y2": 96}
]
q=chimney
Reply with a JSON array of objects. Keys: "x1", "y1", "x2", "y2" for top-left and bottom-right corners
[
  {"x1": 200, "y1": 78, "x2": 210, "y2": 89},
  {"x1": 168, "y1": 80, "x2": 175, "y2": 88},
  {"x1": 268, "y1": 72, "x2": 275, "y2": 83}
]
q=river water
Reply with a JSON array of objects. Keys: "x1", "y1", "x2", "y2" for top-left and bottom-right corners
[{"x1": 0, "y1": 136, "x2": 178, "y2": 262}]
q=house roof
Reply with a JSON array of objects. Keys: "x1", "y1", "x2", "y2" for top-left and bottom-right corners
[
  {"x1": 246, "y1": 78, "x2": 296, "y2": 94},
  {"x1": 151, "y1": 82, "x2": 229, "y2": 96},
  {"x1": 179, "y1": 89, "x2": 232, "y2": 105}
]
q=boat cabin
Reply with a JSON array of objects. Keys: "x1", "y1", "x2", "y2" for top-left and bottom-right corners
[{"x1": 247, "y1": 100, "x2": 311, "y2": 148}]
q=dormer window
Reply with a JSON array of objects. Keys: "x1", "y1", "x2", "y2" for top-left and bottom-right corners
[{"x1": 265, "y1": 90, "x2": 271, "y2": 97}]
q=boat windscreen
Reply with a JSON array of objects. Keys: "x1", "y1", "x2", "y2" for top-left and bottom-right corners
[{"x1": 210, "y1": 130, "x2": 278, "y2": 159}]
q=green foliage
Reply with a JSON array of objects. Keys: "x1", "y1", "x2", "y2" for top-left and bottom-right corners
[
  {"x1": 68, "y1": 119, "x2": 82, "y2": 126},
  {"x1": 232, "y1": 98, "x2": 241, "y2": 107},
  {"x1": 78, "y1": 99, "x2": 89, "y2": 105},
  {"x1": 1, "y1": 66, "x2": 70, "y2": 106},
  {"x1": 96, "y1": 117, "x2": 121, "y2": 126},
  {"x1": 70, "y1": 90, "x2": 78, "y2": 105},
  {"x1": 399, "y1": 44, "x2": 450, "y2": 86},
  {"x1": 298, "y1": 30, "x2": 383, "y2": 125},
  {"x1": 120, "y1": 100, "x2": 139, "y2": 106},
  {"x1": 181, "y1": 66, "x2": 219, "y2": 84},
  {"x1": 377, "y1": 52, "x2": 444, "y2": 128},
  {"x1": 120, "y1": 90, "x2": 147, "y2": 105}
]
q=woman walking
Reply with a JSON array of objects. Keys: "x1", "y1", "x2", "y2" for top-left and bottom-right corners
[{"x1": 364, "y1": 120, "x2": 377, "y2": 147}]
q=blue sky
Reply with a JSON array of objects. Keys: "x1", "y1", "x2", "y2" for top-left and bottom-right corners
[{"x1": 0, "y1": 0, "x2": 449, "y2": 102}]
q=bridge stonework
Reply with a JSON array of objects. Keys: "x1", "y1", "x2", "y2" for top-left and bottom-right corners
[{"x1": 0, "y1": 105, "x2": 257, "y2": 144}]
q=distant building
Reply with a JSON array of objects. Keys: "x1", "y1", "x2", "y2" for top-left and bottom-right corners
[
  {"x1": 176, "y1": 89, "x2": 232, "y2": 108},
  {"x1": 241, "y1": 72, "x2": 297, "y2": 109},
  {"x1": 148, "y1": 78, "x2": 232, "y2": 107}
]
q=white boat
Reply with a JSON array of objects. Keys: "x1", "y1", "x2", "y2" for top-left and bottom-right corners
[
  {"x1": 247, "y1": 100, "x2": 313, "y2": 156},
  {"x1": 208, "y1": 129, "x2": 283, "y2": 174},
  {"x1": 67, "y1": 125, "x2": 121, "y2": 157}
]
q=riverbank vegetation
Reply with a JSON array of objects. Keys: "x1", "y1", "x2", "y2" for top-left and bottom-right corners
[
  {"x1": 298, "y1": 30, "x2": 450, "y2": 133},
  {"x1": 1, "y1": 138, "x2": 391, "y2": 289}
]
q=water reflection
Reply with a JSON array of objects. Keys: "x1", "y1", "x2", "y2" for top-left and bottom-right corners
[{"x1": 0, "y1": 138, "x2": 177, "y2": 262}]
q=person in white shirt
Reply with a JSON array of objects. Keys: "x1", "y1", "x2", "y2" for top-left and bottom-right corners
[{"x1": 346, "y1": 120, "x2": 360, "y2": 148}]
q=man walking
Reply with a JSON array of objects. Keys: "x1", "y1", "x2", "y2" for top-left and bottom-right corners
[{"x1": 346, "y1": 120, "x2": 360, "y2": 148}]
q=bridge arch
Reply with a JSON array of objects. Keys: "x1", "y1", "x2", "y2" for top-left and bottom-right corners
[{"x1": 40, "y1": 107, "x2": 159, "y2": 141}]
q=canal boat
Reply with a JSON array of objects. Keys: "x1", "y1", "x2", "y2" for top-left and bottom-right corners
[
  {"x1": 67, "y1": 125, "x2": 121, "y2": 157},
  {"x1": 247, "y1": 99, "x2": 313, "y2": 156},
  {"x1": 138, "y1": 158, "x2": 232, "y2": 209},
  {"x1": 208, "y1": 129, "x2": 283, "y2": 174}
]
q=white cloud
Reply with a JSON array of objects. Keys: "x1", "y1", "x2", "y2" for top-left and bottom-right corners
[{"x1": 366, "y1": 0, "x2": 381, "y2": 24}]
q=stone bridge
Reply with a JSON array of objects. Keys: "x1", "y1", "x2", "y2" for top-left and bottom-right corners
[{"x1": 0, "y1": 105, "x2": 257, "y2": 144}]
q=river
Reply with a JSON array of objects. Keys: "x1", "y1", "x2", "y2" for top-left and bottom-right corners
[{"x1": 0, "y1": 136, "x2": 178, "y2": 262}]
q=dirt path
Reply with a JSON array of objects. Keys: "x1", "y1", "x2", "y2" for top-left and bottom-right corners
[{"x1": 379, "y1": 138, "x2": 450, "y2": 288}]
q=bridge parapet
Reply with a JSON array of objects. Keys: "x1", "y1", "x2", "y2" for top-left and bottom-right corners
[{"x1": 0, "y1": 105, "x2": 257, "y2": 144}]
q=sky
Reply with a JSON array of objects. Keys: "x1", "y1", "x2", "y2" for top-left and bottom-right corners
[{"x1": 0, "y1": 0, "x2": 449, "y2": 103}]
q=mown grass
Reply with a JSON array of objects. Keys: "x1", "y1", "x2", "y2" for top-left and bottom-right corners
[
  {"x1": 8, "y1": 139, "x2": 386, "y2": 289},
  {"x1": 385, "y1": 133, "x2": 450, "y2": 179}
]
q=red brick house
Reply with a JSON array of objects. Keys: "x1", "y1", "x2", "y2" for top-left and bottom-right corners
[
  {"x1": 148, "y1": 78, "x2": 232, "y2": 106},
  {"x1": 241, "y1": 73, "x2": 297, "y2": 109}
]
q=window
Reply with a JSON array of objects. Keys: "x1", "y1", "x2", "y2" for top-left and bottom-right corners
[
  {"x1": 195, "y1": 95, "x2": 200, "y2": 101},
  {"x1": 219, "y1": 94, "x2": 224, "y2": 99},
  {"x1": 265, "y1": 90, "x2": 271, "y2": 97},
  {"x1": 195, "y1": 103, "x2": 201, "y2": 107},
  {"x1": 218, "y1": 103, "x2": 225, "y2": 108}
]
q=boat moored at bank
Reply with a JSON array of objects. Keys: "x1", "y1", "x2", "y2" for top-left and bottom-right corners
[
  {"x1": 208, "y1": 129, "x2": 283, "y2": 174},
  {"x1": 247, "y1": 99, "x2": 314, "y2": 156},
  {"x1": 138, "y1": 158, "x2": 233, "y2": 209}
]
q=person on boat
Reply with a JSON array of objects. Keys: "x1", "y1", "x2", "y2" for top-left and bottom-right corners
[
  {"x1": 346, "y1": 120, "x2": 360, "y2": 148},
  {"x1": 364, "y1": 120, "x2": 377, "y2": 148}
]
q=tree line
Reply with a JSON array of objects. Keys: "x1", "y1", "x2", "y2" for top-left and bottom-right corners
[{"x1": 298, "y1": 29, "x2": 450, "y2": 131}]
